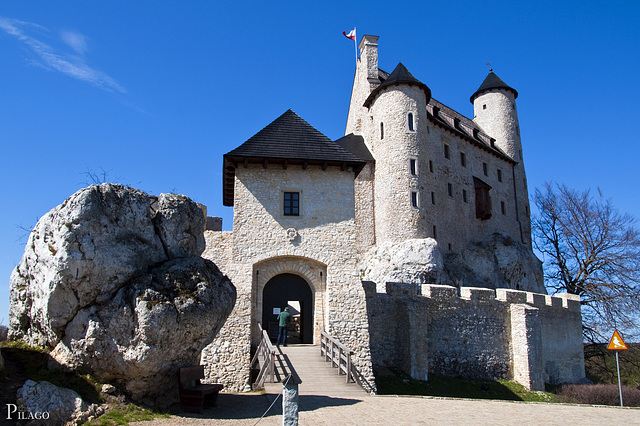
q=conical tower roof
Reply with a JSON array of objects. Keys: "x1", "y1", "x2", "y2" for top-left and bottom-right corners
[
  {"x1": 470, "y1": 71, "x2": 518, "y2": 103},
  {"x1": 364, "y1": 62, "x2": 431, "y2": 108}
]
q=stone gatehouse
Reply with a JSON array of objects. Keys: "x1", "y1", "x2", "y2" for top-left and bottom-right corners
[{"x1": 199, "y1": 34, "x2": 585, "y2": 393}]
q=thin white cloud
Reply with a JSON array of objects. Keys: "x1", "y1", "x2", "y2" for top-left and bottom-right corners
[
  {"x1": 60, "y1": 29, "x2": 88, "y2": 55},
  {"x1": 0, "y1": 17, "x2": 126, "y2": 93}
]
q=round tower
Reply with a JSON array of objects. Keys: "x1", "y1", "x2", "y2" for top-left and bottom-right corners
[
  {"x1": 471, "y1": 71, "x2": 532, "y2": 246},
  {"x1": 364, "y1": 63, "x2": 432, "y2": 244}
]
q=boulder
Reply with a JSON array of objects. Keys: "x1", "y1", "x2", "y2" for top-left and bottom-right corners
[
  {"x1": 359, "y1": 234, "x2": 544, "y2": 294},
  {"x1": 50, "y1": 256, "x2": 235, "y2": 405},
  {"x1": 16, "y1": 380, "x2": 102, "y2": 425},
  {"x1": 359, "y1": 238, "x2": 444, "y2": 293},
  {"x1": 443, "y1": 233, "x2": 545, "y2": 293},
  {"x1": 9, "y1": 184, "x2": 236, "y2": 405}
]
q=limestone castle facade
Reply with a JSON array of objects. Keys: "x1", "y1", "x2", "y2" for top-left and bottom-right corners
[{"x1": 200, "y1": 35, "x2": 585, "y2": 392}]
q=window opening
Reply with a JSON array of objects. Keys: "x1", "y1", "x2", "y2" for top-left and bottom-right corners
[
  {"x1": 444, "y1": 144, "x2": 450, "y2": 159},
  {"x1": 411, "y1": 191, "x2": 419, "y2": 208},
  {"x1": 497, "y1": 169, "x2": 503, "y2": 182},
  {"x1": 447, "y1": 183, "x2": 453, "y2": 197},
  {"x1": 433, "y1": 225, "x2": 437, "y2": 239},
  {"x1": 431, "y1": 192, "x2": 435, "y2": 205},
  {"x1": 460, "y1": 152, "x2": 466, "y2": 167},
  {"x1": 284, "y1": 192, "x2": 300, "y2": 216},
  {"x1": 483, "y1": 162, "x2": 488, "y2": 176},
  {"x1": 380, "y1": 122, "x2": 384, "y2": 140},
  {"x1": 463, "y1": 189, "x2": 468, "y2": 203},
  {"x1": 408, "y1": 112, "x2": 414, "y2": 131},
  {"x1": 473, "y1": 177, "x2": 492, "y2": 220},
  {"x1": 501, "y1": 201, "x2": 506, "y2": 215},
  {"x1": 429, "y1": 160, "x2": 434, "y2": 173}
]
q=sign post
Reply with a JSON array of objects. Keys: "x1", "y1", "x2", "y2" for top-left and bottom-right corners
[{"x1": 606, "y1": 330, "x2": 628, "y2": 407}]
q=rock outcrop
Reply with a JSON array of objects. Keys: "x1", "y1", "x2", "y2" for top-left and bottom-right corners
[
  {"x1": 443, "y1": 233, "x2": 545, "y2": 293},
  {"x1": 359, "y1": 238, "x2": 444, "y2": 293},
  {"x1": 360, "y1": 234, "x2": 544, "y2": 294},
  {"x1": 9, "y1": 184, "x2": 236, "y2": 405},
  {"x1": 16, "y1": 380, "x2": 103, "y2": 425}
]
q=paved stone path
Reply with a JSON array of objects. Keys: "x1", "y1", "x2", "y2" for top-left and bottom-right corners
[{"x1": 133, "y1": 345, "x2": 640, "y2": 425}]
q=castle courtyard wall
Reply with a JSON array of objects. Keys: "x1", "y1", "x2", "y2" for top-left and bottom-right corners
[{"x1": 363, "y1": 283, "x2": 584, "y2": 390}]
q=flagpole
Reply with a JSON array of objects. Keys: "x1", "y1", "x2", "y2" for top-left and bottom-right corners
[{"x1": 354, "y1": 27, "x2": 358, "y2": 62}]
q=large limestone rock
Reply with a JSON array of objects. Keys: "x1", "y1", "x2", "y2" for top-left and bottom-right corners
[
  {"x1": 360, "y1": 238, "x2": 445, "y2": 292},
  {"x1": 360, "y1": 234, "x2": 544, "y2": 294},
  {"x1": 443, "y1": 233, "x2": 545, "y2": 293},
  {"x1": 9, "y1": 184, "x2": 236, "y2": 405},
  {"x1": 16, "y1": 380, "x2": 102, "y2": 425}
]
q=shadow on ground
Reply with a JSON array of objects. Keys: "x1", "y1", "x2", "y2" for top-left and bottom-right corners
[{"x1": 171, "y1": 392, "x2": 362, "y2": 420}]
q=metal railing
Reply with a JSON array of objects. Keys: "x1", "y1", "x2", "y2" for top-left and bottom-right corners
[
  {"x1": 250, "y1": 323, "x2": 276, "y2": 390},
  {"x1": 320, "y1": 329, "x2": 353, "y2": 383}
]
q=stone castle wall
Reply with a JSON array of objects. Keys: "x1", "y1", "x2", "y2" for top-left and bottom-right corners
[{"x1": 363, "y1": 282, "x2": 584, "y2": 390}]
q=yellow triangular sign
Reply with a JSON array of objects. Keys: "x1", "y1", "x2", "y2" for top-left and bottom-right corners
[{"x1": 607, "y1": 330, "x2": 628, "y2": 351}]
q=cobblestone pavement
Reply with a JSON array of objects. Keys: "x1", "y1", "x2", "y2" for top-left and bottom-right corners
[{"x1": 132, "y1": 392, "x2": 640, "y2": 425}]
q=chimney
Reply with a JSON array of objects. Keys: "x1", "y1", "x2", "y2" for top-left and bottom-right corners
[{"x1": 359, "y1": 35, "x2": 379, "y2": 83}]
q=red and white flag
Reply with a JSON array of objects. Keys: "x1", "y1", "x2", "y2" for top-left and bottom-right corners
[{"x1": 343, "y1": 28, "x2": 356, "y2": 41}]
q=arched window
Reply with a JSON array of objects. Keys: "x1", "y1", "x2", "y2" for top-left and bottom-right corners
[
  {"x1": 380, "y1": 122, "x2": 384, "y2": 139},
  {"x1": 407, "y1": 112, "x2": 414, "y2": 131}
]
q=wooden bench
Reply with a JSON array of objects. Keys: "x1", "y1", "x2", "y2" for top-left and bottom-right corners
[{"x1": 178, "y1": 366, "x2": 224, "y2": 413}]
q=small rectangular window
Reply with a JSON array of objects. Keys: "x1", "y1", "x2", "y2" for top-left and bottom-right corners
[
  {"x1": 431, "y1": 191, "x2": 435, "y2": 205},
  {"x1": 497, "y1": 169, "x2": 503, "y2": 182},
  {"x1": 408, "y1": 112, "x2": 415, "y2": 131},
  {"x1": 410, "y1": 158, "x2": 417, "y2": 176},
  {"x1": 444, "y1": 144, "x2": 450, "y2": 159},
  {"x1": 501, "y1": 201, "x2": 506, "y2": 215},
  {"x1": 429, "y1": 160, "x2": 434, "y2": 173},
  {"x1": 433, "y1": 225, "x2": 437, "y2": 239},
  {"x1": 447, "y1": 183, "x2": 453, "y2": 197},
  {"x1": 483, "y1": 162, "x2": 488, "y2": 176},
  {"x1": 284, "y1": 192, "x2": 300, "y2": 216},
  {"x1": 460, "y1": 152, "x2": 466, "y2": 167},
  {"x1": 411, "y1": 191, "x2": 419, "y2": 208},
  {"x1": 463, "y1": 189, "x2": 468, "y2": 203}
]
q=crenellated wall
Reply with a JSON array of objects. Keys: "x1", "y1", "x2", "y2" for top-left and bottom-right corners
[{"x1": 363, "y1": 282, "x2": 584, "y2": 390}]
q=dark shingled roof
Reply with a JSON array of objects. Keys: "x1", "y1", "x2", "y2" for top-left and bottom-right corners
[
  {"x1": 223, "y1": 109, "x2": 367, "y2": 206},
  {"x1": 470, "y1": 71, "x2": 518, "y2": 103},
  {"x1": 334, "y1": 133, "x2": 374, "y2": 162},
  {"x1": 364, "y1": 62, "x2": 431, "y2": 108}
]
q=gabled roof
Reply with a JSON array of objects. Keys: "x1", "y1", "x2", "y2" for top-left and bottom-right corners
[
  {"x1": 223, "y1": 110, "x2": 366, "y2": 206},
  {"x1": 470, "y1": 71, "x2": 518, "y2": 103},
  {"x1": 364, "y1": 62, "x2": 431, "y2": 108}
]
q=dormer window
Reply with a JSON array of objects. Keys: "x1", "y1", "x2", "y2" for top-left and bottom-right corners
[{"x1": 407, "y1": 112, "x2": 415, "y2": 131}]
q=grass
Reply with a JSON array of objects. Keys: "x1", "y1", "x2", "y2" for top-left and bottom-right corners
[
  {"x1": 88, "y1": 405, "x2": 171, "y2": 425},
  {"x1": 1, "y1": 340, "x2": 171, "y2": 425},
  {"x1": 375, "y1": 369, "x2": 560, "y2": 403}
]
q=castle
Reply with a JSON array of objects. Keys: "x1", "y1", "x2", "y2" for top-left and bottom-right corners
[{"x1": 199, "y1": 35, "x2": 585, "y2": 392}]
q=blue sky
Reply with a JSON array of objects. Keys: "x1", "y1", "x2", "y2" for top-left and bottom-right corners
[{"x1": 1, "y1": 1, "x2": 639, "y2": 324}]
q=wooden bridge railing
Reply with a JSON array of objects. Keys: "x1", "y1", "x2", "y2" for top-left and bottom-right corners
[
  {"x1": 320, "y1": 329, "x2": 353, "y2": 383},
  {"x1": 250, "y1": 323, "x2": 276, "y2": 390}
]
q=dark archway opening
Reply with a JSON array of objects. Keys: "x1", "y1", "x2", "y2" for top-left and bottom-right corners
[{"x1": 262, "y1": 273, "x2": 313, "y2": 344}]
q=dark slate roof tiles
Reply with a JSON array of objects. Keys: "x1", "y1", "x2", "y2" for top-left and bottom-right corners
[
  {"x1": 364, "y1": 62, "x2": 431, "y2": 108},
  {"x1": 470, "y1": 71, "x2": 518, "y2": 103}
]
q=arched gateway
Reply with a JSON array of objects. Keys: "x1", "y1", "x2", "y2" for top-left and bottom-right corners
[
  {"x1": 253, "y1": 256, "x2": 326, "y2": 345},
  {"x1": 262, "y1": 273, "x2": 313, "y2": 343}
]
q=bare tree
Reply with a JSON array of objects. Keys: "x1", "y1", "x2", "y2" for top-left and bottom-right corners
[{"x1": 533, "y1": 183, "x2": 640, "y2": 343}]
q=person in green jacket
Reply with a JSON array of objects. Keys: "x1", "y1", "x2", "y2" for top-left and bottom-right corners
[{"x1": 276, "y1": 307, "x2": 291, "y2": 347}]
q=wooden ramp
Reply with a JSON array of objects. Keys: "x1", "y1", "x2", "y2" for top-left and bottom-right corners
[{"x1": 263, "y1": 344, "x2": 368, "y2": 399}]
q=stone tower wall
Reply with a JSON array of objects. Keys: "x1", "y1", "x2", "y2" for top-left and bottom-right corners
[
  {"x1": 369, "y1": 85, "x2": 430, "y2": 244},
  {"x1": 473, "y1": 89, "x2": 532, "y2": 246}
]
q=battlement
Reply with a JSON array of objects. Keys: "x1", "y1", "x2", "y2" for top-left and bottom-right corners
[{"x1": 371, "y1": 282, "x2": 580, "y2": 313}]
